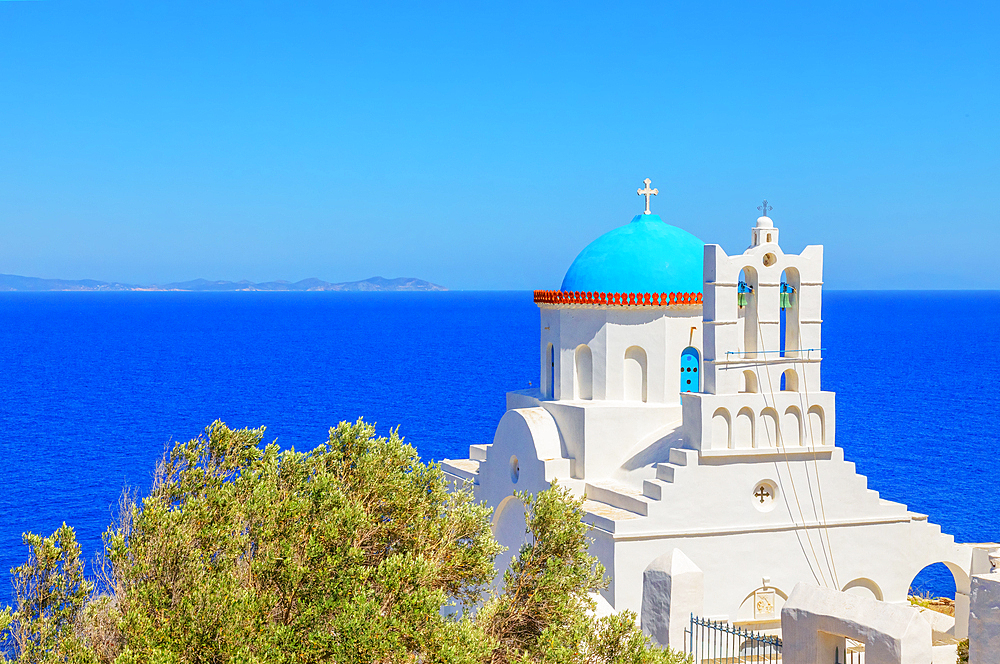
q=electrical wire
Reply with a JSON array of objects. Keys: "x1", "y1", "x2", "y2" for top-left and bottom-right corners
[
  {"x1": 799, "y1": 343, "x2": 841, "y2": 590},
  {"x1": 750, "y1": 307, "x2": 834, "y2": 588}
]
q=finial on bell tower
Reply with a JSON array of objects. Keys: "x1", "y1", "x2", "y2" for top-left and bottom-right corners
[{"x1": 751, "y1": 200, "x2": 779, "y2": 247}]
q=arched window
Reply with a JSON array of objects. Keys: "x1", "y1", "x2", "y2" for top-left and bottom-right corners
[
  {"x1": 624, "y1": 346, "x2": 647, "y2": 402},
  {"x1": 741, "y1": 370, "x2": 758, "y2": 393},
  {"x1": 781, "y1": 368, "x2": 799, "y2": 391},
  {"x1": 574, "y1": 345, "x2": 593, "y2": 400},
  {"x1": 680, "y1": 347, "x2": 700, "y2": 393}
]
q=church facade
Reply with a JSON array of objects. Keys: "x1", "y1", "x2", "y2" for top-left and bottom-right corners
[{"x1": 440, "y1": 183, "x2": 976, "y2": 647}]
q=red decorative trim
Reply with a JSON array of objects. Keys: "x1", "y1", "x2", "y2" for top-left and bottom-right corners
[{"x1": 533, "y1": 290, "x2": 703, "y2": 307}]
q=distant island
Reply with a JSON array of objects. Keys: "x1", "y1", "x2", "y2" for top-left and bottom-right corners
[{"x1": 0, "y1": 274, "x2": 447, "y2": 292}]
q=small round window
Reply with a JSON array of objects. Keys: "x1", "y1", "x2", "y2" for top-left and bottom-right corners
[
  {"x1": 752, "y1": 480, "x2": 778, "y2": 512},
  {"x1": 763, "y1": 253, "x2": 777, "y2": 267}
]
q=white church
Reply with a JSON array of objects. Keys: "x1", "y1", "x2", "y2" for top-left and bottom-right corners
[{"x1": 440, "y1": 180, "x2": 988, "y2": 650}]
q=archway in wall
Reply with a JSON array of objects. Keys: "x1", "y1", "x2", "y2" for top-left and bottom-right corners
[
  {"x1": 909, "y1": 562, "x2": 959, "y2": 601},
  {"x1": 491, "y1": 496, "x2": 527, "y2": 588},
  {"x1": 738, "y1": 267, "x2": 759, "y2": 359},
  {"x1": 807, "y1": 406, "x2": 825, "y2": 446},
  {"x1": 735, "y1": 585, "x2": 788, "y2": 628},
  {"x1": 760, "y1": 408, "x2": 778, "y2": 448},
  {"x1": 842, "y1": 577, "x2": 883, "y2": 601},
  {"x1": 712, "y1": 408, "x2": 731, "y2": 449},
  {"x1": 734, "y1": 407, "x2": 754, "y2": 448},
  {"x1": 782, "y1": 406, "x2": 802, "y2": 446},
  {"x1": 780, "y1": 267, "x2": 801, "y2": 358},
  {"x1": 575, "y1": 345, "x2": 593, "y2": 400},
  {"x1": 680, "y1": 347, "x2": 700, "y2": 393},
  {"x1": 624, "y1": 346, "x2": 648, "y2": 402}
]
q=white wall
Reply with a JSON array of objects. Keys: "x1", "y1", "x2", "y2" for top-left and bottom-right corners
[{"x1": 538, "y1": 305, "x2": 702, "y2": 405}]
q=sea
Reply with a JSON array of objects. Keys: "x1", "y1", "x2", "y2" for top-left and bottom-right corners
[{"x1": 0, "y1": 291, "x2": 996, "y2": 607}]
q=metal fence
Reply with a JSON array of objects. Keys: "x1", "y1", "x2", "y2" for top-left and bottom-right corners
[
  {"x1": 834, "y1": 643, "x2": 864, "y2": 664},
  {"x1": 685, "y1": 615, "x2": 782, "y2": 663}
]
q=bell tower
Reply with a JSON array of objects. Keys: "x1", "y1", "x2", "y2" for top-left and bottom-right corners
[{"x1": 691, "y1": 206, "x2": 834, "y2": 450}]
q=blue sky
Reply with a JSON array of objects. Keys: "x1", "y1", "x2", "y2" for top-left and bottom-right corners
[{"x1": 0, "y1": 1, "x2": 997, "y2": 289}]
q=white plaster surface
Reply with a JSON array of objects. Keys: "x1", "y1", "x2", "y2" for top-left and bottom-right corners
[
  {"x1": 932, "y1": 644, "x2": 959, "y2": 664},
  {"x1": 640, "y1": 548, "x2": 704, "y2": 648},
  {"x1": 781, "y1": 582, "x2": 932, "y2": 664},
  {"x1": 969, "y1": 572, "x2": 1000, "y2": 664}
]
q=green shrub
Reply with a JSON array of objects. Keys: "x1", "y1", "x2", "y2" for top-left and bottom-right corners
[{"x1": 2, "y1": 419, "x2": 689, "y2": 664}]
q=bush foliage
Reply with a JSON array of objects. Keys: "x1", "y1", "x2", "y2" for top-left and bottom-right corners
[{"x1": 1, "y1": 420, "x2": 689, "y2": 664}]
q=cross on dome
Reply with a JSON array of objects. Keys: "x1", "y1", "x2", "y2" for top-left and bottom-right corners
[
  {"x1": 637, "y1": 178, "x2": 658, "y2": 215},
  {"x1": 757, "y1": 199, "x2": 773, "y2": 218}
]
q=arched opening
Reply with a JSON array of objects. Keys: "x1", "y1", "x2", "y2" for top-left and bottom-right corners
[
  {"x1": 842, "y1": 578, "x2": 883, "y2": 602},
  {"x1": 736, "y1": 585, "x2": 788, "y2": 626},
  {"x1": 741, "y1": 370, "x2": 758, "y2": 393},
  {"x1": 712, "y1": 408, "x2": 731, "y2": 449},
  {"x1": 735, "y1": 407, "x2": 754, "y2": 449},
  {"x1": 574, "y1": 345, "x2": 593, "y2": 400},
  {"x1": 546, "y1": 343, "x2": 555, "y2": 400},
  {"x1": 739, "y1": 267, "x2": 759, "y2": 359},
  {"x1": 491, "y1": 496, "x2": 527, "y2": 588},
  {"x1": 624, "y1": 346, "x2": 648, "y2": 402},
  {"x1": 680, "y1": 346, "x2": 700, "y2": 393},
  {"x1": 781, "y1": 267, "x2": 800, "y2": 358},
  {"x1": 909, "y1": 562, "x2": 961, "y2": 601},
  {"x1": 783, "y1": 406, "x2": 802, "y2": 446},
  {"x1": 807, "y1": 405, "x2": 825, "y2": 446},
  {"x1": 781, "y1": 368, "x2": 799, "y2": 391},
  {"x1": 760, "y1": 407, "x2": 779, "y2": 447}
]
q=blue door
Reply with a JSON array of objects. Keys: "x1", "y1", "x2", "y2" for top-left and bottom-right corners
[{"x1": 680, "y1": 347, "x2": 700, "y2": 393}]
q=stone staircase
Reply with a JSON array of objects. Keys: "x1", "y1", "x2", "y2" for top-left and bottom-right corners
[
  {"x1": 581, "y1": 447, "x2": 699, "y2": 531},
  {"x1": 443, "y1": 441, "x2": 710, "y2": 534}
]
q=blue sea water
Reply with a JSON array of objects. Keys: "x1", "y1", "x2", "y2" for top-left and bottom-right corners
[{"x1": 0, "y1": 291, "x2": 996, "y2": 607}]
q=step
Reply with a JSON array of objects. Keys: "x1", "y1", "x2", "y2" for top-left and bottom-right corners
[
  {"x1": 543, "y1": 457, "x2": 572, "y2": 477},
  {"x1": 584, "y1": 481, "x2": 649, "y2": 517},
  {"x1": 439, "y1": 458, "x2": 480, "y2": 482},
  {"x1": 469, "y1": 444, "x2": 490, "y2": 461},
  {"x1": 643, "y1": 478, "x2": 670, "y2": 500},
  {"x1": 656, "y1": 463, "x2": 676, "y2": 482},
  {"x1": 669, "y1": 448, "x2": 698, "y2": 466},
  {"x1": 581, "y1": 499, "x2": 644, "y2": 532}
]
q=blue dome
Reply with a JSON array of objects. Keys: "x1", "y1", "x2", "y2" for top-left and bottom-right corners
[{"x1": 561, "y1": 214, "x2": 704, "y2": 294}]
